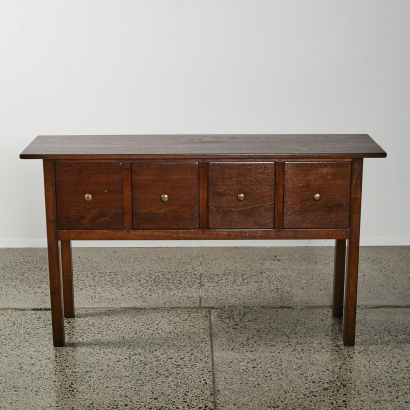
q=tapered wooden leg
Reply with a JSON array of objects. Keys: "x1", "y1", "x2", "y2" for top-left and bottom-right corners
[
  {"x1": 333, "y1": 239, "x2": 346, "y2": 317},
  {"x1": 343, "y1": 159, "x2": 363, "y2": 346},
  {"x1": 61, "y1": 240, "x2": 74, "y2": 318},
  {"x1": 44, "y1": 160, "x2": 65, "y2": 347}
]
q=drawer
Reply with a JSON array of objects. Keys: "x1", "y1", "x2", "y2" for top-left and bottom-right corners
[
  {"x1": 208, "y1": 162, "x2": 275, "y2": 229},
  {"x1": 132, "y1": 162, "x2": 199, "y2": 229},
  {"x1": 284, "y1": 162, "x2": 351, "y2": 229},
  {"x1": 55, "y1": 162, "x2": 124, "y2": 230}
]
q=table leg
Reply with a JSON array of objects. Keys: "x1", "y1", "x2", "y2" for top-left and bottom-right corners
[
  {"x1": 343, "y1": 238, "x2": 360, "y2": 346},
  {"x1": 61, "y1": 240, "x2": 74, "y2": 318},
  {"x1": 44, "y1": 160, "x2": 65, "y2": 347},
  {"x1": 343, "y1": 159, "x2": 363, "y2": 346},
  {"x1": 332, "y1": 239, "x2": 346, "y2": 317},
  {"x1": 47, "y1": 238, "x2": 65, "y2": 346}
]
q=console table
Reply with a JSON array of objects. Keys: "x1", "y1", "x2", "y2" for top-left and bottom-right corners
[{"x1": 20, "y1": 134, "x2": 386, "y2": 347}]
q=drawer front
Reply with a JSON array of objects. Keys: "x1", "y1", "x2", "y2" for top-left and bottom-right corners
[
  {"x1": 132, "y1": 162, "x2": 199, "y2": 229},
  {"x1": 284, "y1": 162, "x2": 351, "y2": 229},
  {"x1": 55, "y1": 162, "x2": 124, "y2": 230},
  {"x1": 208, "y1": 162, "x2": 275, "y2": 229}
]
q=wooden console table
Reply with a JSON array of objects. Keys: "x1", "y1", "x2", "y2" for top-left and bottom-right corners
[{"x1": 20, "y1": 134, "x2": 386, "y2": 347}]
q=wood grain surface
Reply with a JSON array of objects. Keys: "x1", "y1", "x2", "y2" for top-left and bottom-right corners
[
  {"x1": 43, "y1": 160, "x2": 65, "y2": 346},
  {"x1": 274, "y1": 162, "x2": 285, "y2": 229},
  {"x1": 208, "y1": 162, "x2": 275, "y2": 229},
  {"x1": 284, "y1": 162, "x2": 351, "y2": 229},
  {"x1": 55, "y1": 162, "x2": 124, "y2": 230},
  {"x1": 343, "y1": 159, "x2": 363, "y2": 346},
  {"x1": 61, "y1": 240, "x2": 74, "y2": 318},
  {"x1": 199, "y1": 162, "x2": 209, "y2": 229},
  {"x1": 122, "y1": 162, "x2": 133, "y2": 230},
  {"x1": 333, "y1": 239, "x2": 346, "y2": 318},
  {"x1": 132, "y1": 162, "x2": 199, "y2": 229},
  {"x1": 57, "y1": 228, "x2": 349, "y2": 241},
  {"x1": 20, "y1": 134, "x2": 387, "y2": 160}
]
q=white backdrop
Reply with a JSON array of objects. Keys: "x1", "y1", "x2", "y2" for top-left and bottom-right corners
[{"x1": 1, "y1": 1, "x2": 409, "y2": 247}]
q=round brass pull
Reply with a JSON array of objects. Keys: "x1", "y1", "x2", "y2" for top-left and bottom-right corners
[
  {"x1": 84, "y1": 193, "x2": 93, "y2": 202},
  {"x1": 161, "y1": 194, "x2": 169, "y2": 202},
  {"x1": 313, "y1": 193, "x2": 322, "y2": 201},
  {"x1": 237, "y1": 193, "x2": 246, "y2": 201}
]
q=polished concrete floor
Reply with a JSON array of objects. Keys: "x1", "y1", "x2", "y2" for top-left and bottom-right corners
[{"x1": 0, "y1": 246, "x2": 409, "y2": 409}]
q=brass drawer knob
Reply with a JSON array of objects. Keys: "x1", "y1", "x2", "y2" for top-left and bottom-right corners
[
  {"x1": 237, "y1": 193, "x2": 246, "y2": 201},
  {"x1": 84, "y1": 193, "x2": 93, "y2": 202},
  {"x1": 313, "y1": 193, "x2": 322, "y2": 201},
  {"x1": 161, "y1": 194, "x2": 169, "y2": 202}
]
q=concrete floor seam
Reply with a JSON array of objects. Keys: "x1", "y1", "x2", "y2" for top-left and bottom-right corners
[
  {"x1": 199, "y1": 248, "x2": 203, "y2": 307},
  {"x1": 208, "y1": 308, "x2": 218, "y2": 410},
  {"x1": 1, "y1": 305, "x2": 410, "y2": 312}
]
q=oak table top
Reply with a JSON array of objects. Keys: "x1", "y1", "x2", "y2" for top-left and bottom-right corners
[{"x1": 20, "y1": 134, "x2": 386, "y2": 160}]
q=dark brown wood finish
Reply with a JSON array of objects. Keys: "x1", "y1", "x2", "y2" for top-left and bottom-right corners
[
  {"x1": 284, "y1": 162, "x2": 351, "y2": 229},
  {"x1": 61, "y1": 240, "x2": 74, "y2": 318},
  {"x1": 21, "y1": 135, "x2": 386, "y2": 347},
  {"x1": 208, "y1": 162, "x2": 275, "y2": 229},
  {"x1": 123, "y1": 162, "x2": 133, "y2": 230},
  {"x1": 57, "y1": 229, "x2": 349, "y2": 241},
  {"x1": 20, "y1": 134, "x2": 387, "y2": 160},
  {"x1": 55, "y1": 162, "x2": 124, "y2": 230},
  {"x1": 343, "y1": 159, "x2": 363, "y2": 346},
  {"x1": 333, "y1": 239, "x2": 346, "y2": 317},
  {"x1": 274, "y1": 162, "x2": 285, "y2": 229},
  {"x1": 132, "y1": 162, "x2": 199, "y2": 229},
  {"x1": 199, "y1": 162, "x2": 209, "y2": 229},
  {"x1": 43, "y1": 160, "x2": 65, "y2": 347}
]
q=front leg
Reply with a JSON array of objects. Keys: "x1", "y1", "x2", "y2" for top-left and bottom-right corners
[
  {"x1": 343, "y1": 159, "x2": 363, "y2": 346},
  {"x1": 44, "y1": 160, "x2": 65, "y2": 347}
]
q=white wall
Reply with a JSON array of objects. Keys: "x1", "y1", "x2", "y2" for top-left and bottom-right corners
[{"x1": 1, "y1": 1, "x2": 409, "y2": 248}]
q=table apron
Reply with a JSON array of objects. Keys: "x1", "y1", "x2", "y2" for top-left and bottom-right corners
[{"x1": 57, "y1": 229, "x2": 349, "y2": 241}]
